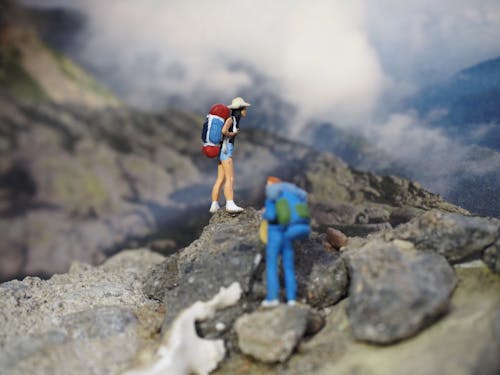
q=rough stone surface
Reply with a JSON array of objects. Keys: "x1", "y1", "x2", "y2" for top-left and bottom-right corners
[
  {"x1": 216, "y1": 263, "x2": 500, "y2": 375},
  {"x1": 301, "y1": 252, "x2": 348, "y2": 308},
  {"x1": 390, "y1": 210, "x2": 500, "y2": 263},
  {"x1": 0, "y1": 249, "x2": 166, "y2": 375},
  {"x1": 343, "y1": 239, "x2": 457, "y2": 344},
  {"x1": 483, "y1": 239, "x2": 500, "y2": 274},
  {"x1": 144, "y1": 210, "x2": 349, "y2": 335},
  {"x1": 235, "y1": 305, "x2": 310, "y2": 363},
  {"x1": 157, "y1": 209, "x2": 264, "y2": 327},
  {"x1": 141, "y1": 208, "x2": 347, "y2": 357},
  {"x1": 293, "y1": 235, "x2": 349, "y2": 309}
]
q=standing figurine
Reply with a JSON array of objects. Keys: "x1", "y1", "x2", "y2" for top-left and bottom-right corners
[
  {"x1": 261, "y1": 176, "x2": 310, "y2": 306},
  {"x1": 209, "y1": 97, "x2": 251, "y2": 214}
]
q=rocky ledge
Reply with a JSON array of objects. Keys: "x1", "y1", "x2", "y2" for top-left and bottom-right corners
[{"x1": 1, "y1": 202, "x2": 499, "y2": 375}]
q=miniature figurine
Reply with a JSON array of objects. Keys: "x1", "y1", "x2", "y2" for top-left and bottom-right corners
[
  {"x1": 209, "y1": 97, "x2": 251, "y2": 214},
  {"x1": 261, "y1": 176, "x2": 310, "y2": 306}
]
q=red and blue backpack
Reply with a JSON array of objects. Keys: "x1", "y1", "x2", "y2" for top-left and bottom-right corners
[{"x1": 201, "y1": 104, "x2": 231, "y2": 158}]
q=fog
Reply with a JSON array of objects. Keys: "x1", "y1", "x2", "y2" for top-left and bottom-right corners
[{"x1": 23, "y1": 0, "x2": 499, "y2": 117}]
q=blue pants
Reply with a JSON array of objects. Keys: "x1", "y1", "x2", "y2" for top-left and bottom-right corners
[
  {"x1": 219, "y1": 141, "x2": 234, "y2": 162},
  {"x1": 265, "y1": 225, "x2": 297, "y2": 302}
]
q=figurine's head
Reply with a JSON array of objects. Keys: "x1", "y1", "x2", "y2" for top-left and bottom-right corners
[
  {"x1": 265, "y1": 176, "x2": 283, "y2": 199},
  {"x1": 267, "y1": 176, "x2": 282, "y2": 185},
  {"x1": 228, "y1": 97, "x2": 251, "y2": 110}
]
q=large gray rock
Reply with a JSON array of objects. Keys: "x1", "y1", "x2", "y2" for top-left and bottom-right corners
[
  {"x1": 344, "y1": 239, "x2": 457, "y2": 344},
  {"x1": 234, "y1": 305, "x2": 310, "y2": 363},
  {"x1": 295, "y1": 237, "x2": 348, "y2": 308},
  {"x1": 61, "y1": 306, "x2": 137, "y2": 340},
  {"x1": 150, "y1": 209, "x2": 264, "y2": 328},
  {"x1": 0, "y1": 249, "x2": 165, "y2": 375},
  {"x1": 390, "y1": 210, "x2": 499, "y2": 263},
  {"x1": 280, "y1": 263, "x2": 500, "y2": 375},
  {"x1": 142, "y1": 208, "x2": 347, "y2": 357},
  {"x1": 143, "y1": 209, "x2": 349, "y2": 328}
]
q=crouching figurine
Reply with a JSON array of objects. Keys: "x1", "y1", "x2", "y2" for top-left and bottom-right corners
[{"x1": 261, "y1": 176, "x2": 310, "y2": 307}]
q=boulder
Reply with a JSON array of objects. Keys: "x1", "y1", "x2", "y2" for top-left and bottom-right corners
[
  {"x1": 343, "y1": 239, "x2": 457, "y2": 344},
  {"x1": 0, "y1": 249, "x2": 166, "y2": 375},
  {"x1": 234, "y1": 305, "x2": 310, "y2": 363},
  {"x1": 390, "y1": 210, "x2": 500, "y2": 263},
  {"x1": 282, "y1": 263, "x2": 500, "y2": 375}
]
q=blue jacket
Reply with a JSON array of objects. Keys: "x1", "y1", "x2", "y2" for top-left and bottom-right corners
[{"x1": 263, "y1": 182, "x2": 308, "y2": 225}]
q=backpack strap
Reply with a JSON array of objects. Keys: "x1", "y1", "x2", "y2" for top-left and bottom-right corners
[{"x1": 231, "y1": 116, "x2": 238, "y2": 133}]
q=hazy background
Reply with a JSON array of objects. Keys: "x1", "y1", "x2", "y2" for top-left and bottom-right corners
[{"x1": 21, "y1": 0, "x2": 500, "y2": 214}]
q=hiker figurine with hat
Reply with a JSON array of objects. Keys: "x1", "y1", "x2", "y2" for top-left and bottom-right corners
[
  {"x1": 208, "y1": 97, "x2": 251, "y2": 214},
  {"x1": 260, "y1": 176, "x2": 311, "y2": 307}
]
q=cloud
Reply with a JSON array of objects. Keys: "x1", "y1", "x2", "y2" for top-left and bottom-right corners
[
  {"x1": 21, "y1": 0, "x2": 500, "y2": 211},
  {"x1": 362, "y1": 0, "x2": 500, "y2": 85},
  {"x1": 364, "y1": 112, "x2": 500, "y2": 195},
  {"x1": 22, "y1": 0, "x2": 389, "y2": 124},
  {"x1": 23, "y1": 0, "x2": 500, "y2": 123},
  {"x1": 23, "y1": 1, "x2": 500, "y2": 117}
]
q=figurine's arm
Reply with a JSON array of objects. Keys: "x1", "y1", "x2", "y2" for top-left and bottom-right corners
[
  {"x1": 222, "y1": 117, "x2": 237, "y2": 137},
  {"x1": 262, "y1": 198, "x2": 277, "y2": 223}
]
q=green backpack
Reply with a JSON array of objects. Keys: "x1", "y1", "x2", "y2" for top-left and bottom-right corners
[{"x1": 275, "y1": 194, "x2": 310, "y2": 225}]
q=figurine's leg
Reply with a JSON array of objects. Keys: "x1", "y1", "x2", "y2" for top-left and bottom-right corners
[
  {"x1": 221, "y1": 150, "x2": 234, "y2": 201},
  {"x1": 211, "y1": 162, "x2": 225, "y2": 202},
  {"x1": 282, "y1": 237, "x2": 297, "y2": 303},
  {"x1": 265, "y1": 225, "x2": 282, "y2": 302}
]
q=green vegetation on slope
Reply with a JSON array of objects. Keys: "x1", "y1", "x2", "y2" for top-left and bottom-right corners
[
  {"x1": 48, "y1": 48, "x2": 118, "y2": 102},
  {"x1": 0, "y1": 45, "x2": 48, "y2": 100}
]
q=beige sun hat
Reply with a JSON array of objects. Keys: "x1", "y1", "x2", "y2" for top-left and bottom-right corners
[{"x1": 228, "y1": 97, "x2": 251, "y2": 109}]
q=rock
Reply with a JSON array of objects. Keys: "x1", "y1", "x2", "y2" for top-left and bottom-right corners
[
  {"x1": 302, "y1": 253, "x2": 348, "y2": 308},
  {"x1": 304, "y1": 309, "x2": 326, "y2": 336},
  {"x1": 310, "y1": 201, "x2": 360, "y2": 231},
  {"x1": 153, "y1": 208, "x2": 263, "y2": 330},
  {"x1": 483, "y1": 239, "x2": 499, "y2": 274},
  {"x1": 332, "y1": 222, "x2": 392, "y2": 237},
  {"x1": 0, "y1": 330, "x2": 68, "y2": 371},
  {"x1": 390, "y1": 210, "x2": 500, "y2": 263},
  {"x1": 235, "y1": 305, "x2": 310, "y2": 363},
  {"x1": 0, "y1": 250, "x2": 164, "y2": 375},
  {"x1": 344, "y1": 239, "x2": 457, "y2": 344},
  {"x1": 278, "y1": 263, "x2": 500, "y2": 375},
  {"x1": 146, "y1": 209, "x2": 350, "y2": 323},
  {"x1": 141, "y1": 209, "x2": 346, "y2": 358},
  {"x1": 142, "y1": 253, "x2": 180, "y2": 301},
  {"x1": 148, "y1": 238, "x2": 178, "y2": 255},
  {"x1": 297, "y1": 156, "x2": 468, "y2": 215},
  {"x1": 355, "y1": 206, "x2": 390, "y2": 224},
  {"x1": 293, "y1": 234, "x2": 349, "y2": 309},
  {"x1": 389, "y1": 206, "x2": 423, "y2": 226},
  {"x1": 61, "y1": 306, "x2": 137, "y2": 340},
  {"x1": 325, "y1": 227, "x2": 348, "y2": 249}
]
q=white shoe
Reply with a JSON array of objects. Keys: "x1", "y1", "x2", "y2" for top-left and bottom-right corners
[
  {"x1": 261, "y1": 299, "x2": 279, "y2": 308},
  {"x1": 287, "y1": 300, "x2": 296, "y2": 306},
  {"x1": 209, "y1": 201, "x2": 220, "y2": 213},
  {"x1": 226, "y1": 200, "x2": 244, "y2": 213}
]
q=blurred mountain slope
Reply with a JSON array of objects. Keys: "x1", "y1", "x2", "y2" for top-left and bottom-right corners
[
  {"x1": 0, "y1": 0, "x2": 120, "y2": 107},
  {"x1": 408, "y1": 56, "x2": 500, "y2": 150},
  {"x1": 0, "y1": 0, "x2": 469, "y2": 282}
]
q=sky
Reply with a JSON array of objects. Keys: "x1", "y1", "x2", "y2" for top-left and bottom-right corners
[{"x1": 21, "y1": 0, "x2": 500, "y2": 209}]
